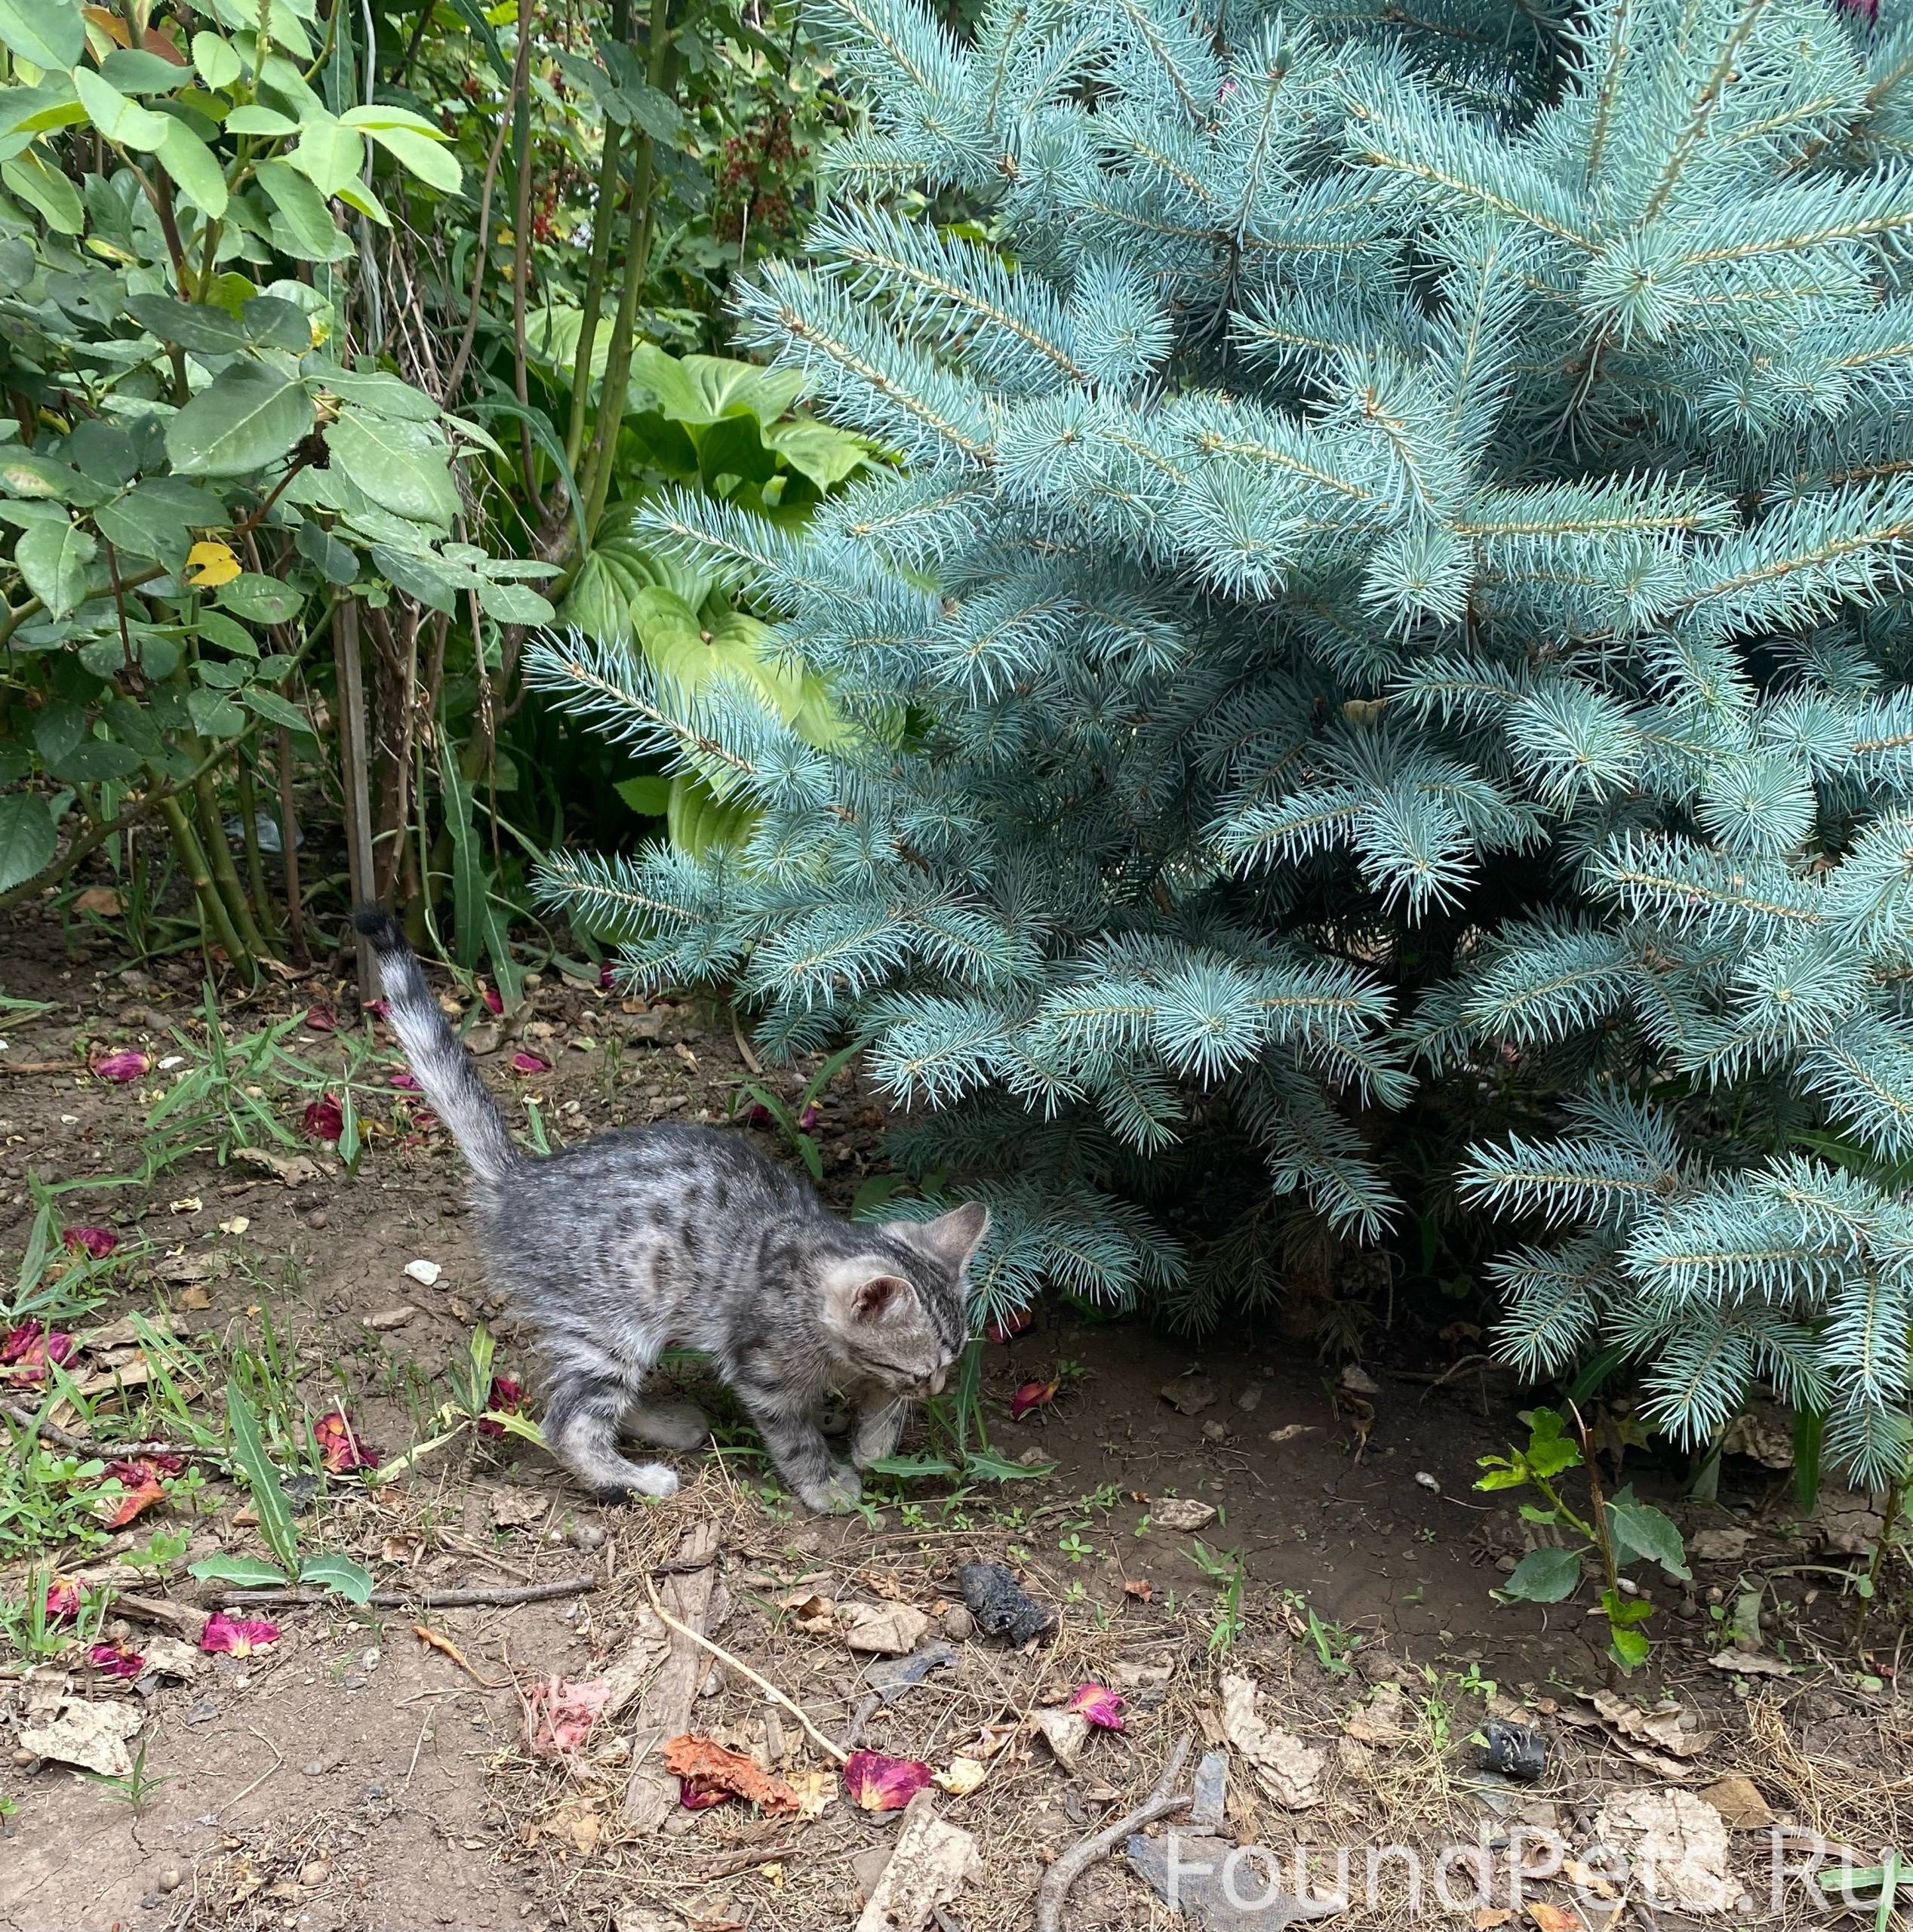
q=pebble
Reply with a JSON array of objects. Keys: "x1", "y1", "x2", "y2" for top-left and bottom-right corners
[
  {"x1": 567, "y1": 1519, "x2": 607, "y2": 1552},
  {"x1": 1201, "y1": 1420, "x2": 1228, "y2": 1443},
  {"x1": 364, "y1": 1781, "x2": 386, "y2": 1801},
  {"x1": 157, "y1": 1866, "x2": 183, "y2": 1894},
  {"x1": 302, "y1": 1760, "x2": 325, "y2": 1777},
  {"x1": 307, "y1": 1211, "x2": 328, "y2": 1230},
  {"x1": 941, "y1": 1606, "x2": 974, "y2": 1642},
  {"x1": 298, "y1": 1861, "x2": 330, "y2": 1888},
  {"x1": 13, "y1": 1746, "x2": 35, "y2": 1767},
  {"x1": 343, "y1": 1674, "x2": 368, "y2": 1691}
]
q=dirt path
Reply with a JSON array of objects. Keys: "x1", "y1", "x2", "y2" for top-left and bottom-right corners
[{"x1": 2, "y1": 915, "x2": 1908, "y2": 1930}]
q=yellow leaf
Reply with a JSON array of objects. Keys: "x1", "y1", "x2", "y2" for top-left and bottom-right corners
[{"x1": 185, "y1": 540, "x2": 241, "y2": 588}]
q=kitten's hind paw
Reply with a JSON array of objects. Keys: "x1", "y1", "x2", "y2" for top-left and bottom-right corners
[
  {"x1": 627, "y1": 1401, "x2": 709, "y2": 1451},
  {"x1": 795, "y1": 1466, "x2": 863, "y2": 1515}
]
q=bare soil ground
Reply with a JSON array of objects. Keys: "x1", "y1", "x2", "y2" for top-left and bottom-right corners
[{"x1": 1, "y1": 912, "x2": 1908, "y2": 1931}]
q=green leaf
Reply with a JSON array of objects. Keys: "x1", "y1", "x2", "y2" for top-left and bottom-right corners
[
  {"x1": 239, "y1": 685, "x2": 309, "y2": 733},
  {"x1": 186, "y1": 1552, "x2": 290, "y2": 1586},
  {"x1": 223, "y1": 1377, "x2": 300, "y2": 1571},
  {"x1": 157, "y1": 118, "x2": 228, "y2": 217},
  {"x1": 1606, "y1": 1490, "x2": 1691, "y2": 1580},
  {"x1": 73, "y1": 66, "x2": 172, "y2": 150},
  {"x1": 0, "y1": 792, "x2": 58, "y2": 893},
  {"x1": 474, "y1": 578, "x2": 553, "y2": 625},
  {"x1": 165, "y1": 361, "x2": 314, "y2": 478},
  {"x1": 286, "y1": 112, "x2": 363, "y2": 199},
  {"x1": 302, "y1": 358, "x2": 437, "y2": 421},
  {"x1": 297, "y1": 1552, "x2": 373, "y2": 1603},
  {"x1": 1, "y1": 149, "x2": 82, "y2": 232},
  {"x1": 100, "y1": 48, "x2": 186, "y2": 91},
  {"x1": 294, "y1": 520, "x2": 357, "y2": 583},
  {"x1": 1792, "y1": 1408, "x2": 1825, "y2": 1512},
  {"x1": 242, "y1": 295, "x2": 312, "y2": 352},
  {"x1": 254, "y1": 157, "x2": 354, "y2": 262},
  {"x1": 33, "y1": 701, "x2": 85, "y2": 764},
  {"x1": 1500, "y1": 1546, "x2": 1582, "y2": 1603},
  {"x1": 0, "y1": 0, "x2": 82, "y2": 72},
  {"x1": 0, "y1": 449, "x2": 86, "y2": 500},
  {"x1": 218, "y1": 572, "x2": 303, "y2": 623},
  {"x1": 192, "y1": 30, "x2": 241, "y2": 88},
  {"x1": 629, "y1": 344, "x2": 807, "y2": 427},
  {"x1": 1521, "y1": 1407, "x2": 1582, "y2": 1481},
  {"x1": 1607, "y1": 1621, "x2": 1650, "y2": 1672},
  {"x1": 186, "y1": 688, "x2": 245, "y2": 737},
  {"x1": 47, "y1": 738, "x2": 142, "y2": 782},
  {"x1": 125, "y1": 294, "x2": 248, "y2": 353},
  {"x1": 359, "y1": 122, "x2": 460, "y2": 193},
  {"x1": 325, "y1": 407, "x2": 460, "y2": 529},
  {"x1": 614, "y1": 774, "x2": 672, "y2": 816},
  {"x1": 15, "y1": 514, "x2": 96, "y2": 617},
  {"x1": 224, "y1": 103, "x2": 298, "y2": 135},
  {"x1": 761, "y1": 415, "x2": 875, "y2": 491}
]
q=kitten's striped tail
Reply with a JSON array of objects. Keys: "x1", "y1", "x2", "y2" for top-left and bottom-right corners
[{"x1": 351, "y1": 907, "x2": 524, "y2": 1188}]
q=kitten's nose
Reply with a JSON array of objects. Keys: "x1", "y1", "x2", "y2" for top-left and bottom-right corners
[{"x1": 928, "y1": 1367, "x2": 947, "y2": 1395}]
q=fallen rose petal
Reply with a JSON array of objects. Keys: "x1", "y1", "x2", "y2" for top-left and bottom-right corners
[
  {"x1": 527, "y1": 1675, "x2": 611, "y2": 1755},
  {"x1": 598, "y1": 961, "x2": 616, "y2": 991},
  {"x1": 89, "y1": 1641, "x2": 145, "y2": 1679},
  {"x1": 45, "y1": 1578, "x2": 81, "y2": 1623},
  {"x1": 482, "y1": 986, "x2": 503, "y2": 1014},
  {"x1": 389, "y1": 1071, "x2": 420, "y2": 1091},
  {"x1": 90, "y1": 1048, "x2": 151, "y2": 1082},
  {"x1": 411, "y1": 1107, "x2": 441, "y2": 1134},
  {"x1": 312, "y1": 1408, "x2": 380, "y2": 1473},
  {"x1": 986, "y1": 1306, "x2": 1033, "y2": 1343},
  {"x1": 1010, "y1": 1377, "x2": 1058, "y2": 1421},
  {"x1": 200, "y1": 1611, "x2": 279, "y2": 1657},
  {"x1": 843, "y1": 1749, "x2": 934, "y2": 1812},
  {"x1": 303, "y1": 1004, "x2": 337, "y2": 1034},
  {"x1": 477, "y1": 1374, "x2": 525, "y2": 1438},
  {"x1": 100, "y1": 1455, "x2": 180, "y2": 1528},
  {"x1": 62, "y1": 1226, "x2": 119, "y2": 1260},
  {"x1": 746, "y1": 1103, "x2": 774, "y2": 1128},
  {"x1": 798, "y1": 1103, "x2": 820, "y2": 1131},
  {"x1": 663, "y1": 1734, "x2": 801, "y2": 1814},
  {"x1": 1069, "y1": 1681, "x2": 1124, "y2": 1730},
  {"x1": 2, "y1": 1324, "x2": 76, "y2": 1385},
  {"x1": 302, "y1": 1094, "x2": 344, "y2": 1143},
  {"x1": 509, "y1": 1051, "x2": 549, "y2": 1075},
  {"x1": 364, "y1": 998, "x2": 390, "y2": 1020}
]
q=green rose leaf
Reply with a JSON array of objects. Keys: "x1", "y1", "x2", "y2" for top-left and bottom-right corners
[
  {"x1": 0, "y1": 792, "x2": 60, "y2": 894},
  {"x1": 0, "y1": 0, "x2": 82, "y2": 74},
  {"x1": 156, "y1": 118, "x2": 227, "y2": 217},
  {"x1": 165, "y1": 361, "x2": 314, "y2": 478},
  {"x1": 73, "y1": 66, "x2": 171, "y2": 150},
  {"x1": 186, "y1": 688, "x2": 246, "y2": 737},
  {"x1": 358, "y1": 121, "x2": 460, "y2": 194},
  {"x1": 254, "y1": 158, "x2": 355, "y2": 262},
  {"x1": 1, "y1": 149, "x2": 83, "y2": 233},
  {"x1": 15, "y1": 512, "x2": 96, "y2": 616},
  {"x1": 1500, "y1": 1546, "x2": 1582, "y2": 1604},
  {"x1": 325, "y1": 407, "x2": 460, "y2": 529},
  {"x1": 191, "y1": 29, "x2": 241, "y2": 88}
]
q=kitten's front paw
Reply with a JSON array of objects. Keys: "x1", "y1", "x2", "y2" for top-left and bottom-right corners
[
  {"x1": 595, "y1": 1463, "x2": 679, "y2": 1503},
  {"x1": 795, "y1": 1465, "x2": 863, "y2": 1514},
  {"x1": 851, "y1": 1409, "x2": 907, "y2": 1471}
]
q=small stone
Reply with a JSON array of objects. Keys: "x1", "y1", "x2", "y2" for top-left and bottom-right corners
[
  {"x1": 402, "y1": 1258, "x2": 441, "y2": 1287},
  {"x1": 13, "y1": 1746, "x2": 35, "y2": 1767},
  {"x1": 157, "y1": 1867, "x2": 183, "y2": 1894},
  {"x1": 1201, "y1": 1420, "x2": 1228, "y2": 1443},
  {"x1": 364, "y1": 1781, "x2": 386, "y2": 1801},
  {"x1": 343, "y1": 1674, "x2": 368, "y2": 1692},
  {"x1": 185, "y1": 1695, "x2": 218, "y2": 1724},
  {"x1": 567, "y1": 1518, "x2": 607, "y2": 1552},
  {"x1": 361, "y1": 1647, "x2": 380, "y2": 1669},
  {"x1": 941, "y1": 1607, "x2": 974, "y2": 1642},
  {"x1": 1495, "y1": 1554, "x2": 1518, "y2": 1575},
  {"x1": 302, "y1": 1761, "x2": 324, "y2": 1777},
  {"x1": 1235, "y1": 1384, "x2": 1265, "y2": 1412},
  {"x1": 306, "y1": 1211, "x2": 328, "y2": 1230},
  {"x1": 298, "y1": 1861, "x2": 329, "y2": 1887}
]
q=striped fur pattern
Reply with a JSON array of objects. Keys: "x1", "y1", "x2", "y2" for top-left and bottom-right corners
[{"x1": 351, "y1": 909, "x2": 987, "y2": 1509}]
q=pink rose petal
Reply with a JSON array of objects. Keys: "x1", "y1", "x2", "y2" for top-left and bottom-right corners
[
  {"x1": 44, "y1": 1578, "x2": 81, "y2": 1624},
  {"x1": 200, "y1": 1611, "x2": 279, "y2": 1657},
  {"x1": 100, "y1": 1454, "x2": 181, "y2": 1527},
  {"x1": 1068, "y1": 1681, "x2": 1124, "y2": 1730},
  {"x1": 389, "y1": 1071, "x2": 420, "y2": 1091},
  {"x1": 303, "y1": 1094, "x2": 344, "y2": 1142},
  {"x1": 312, "y1": 1408, "x2": 380, "y2": 1473},
  {"x1": 2, "y1": 1324, "x2": 75, "y2": 1385},
  {"x1": 90, "y1": 1641, "x2": 145, "y2": 1679},
  {"x1": 483, "y1": 986, "x2": 503, "y2": 1014},
  {"x1": 364, "y1": 998, "x2": 390, "y2": 1020},
  {"x1": 477, "y1": 1374, "x2": 524, "y2": 1438},
  {"x1": 303, "y1": 1003, "x2": 337, "y2": 1034},
  {"x1": 986, "y1": 1307, "x2": 1033, "y2": 1344},
  {"x1": 1010, "y1": 1377, "x2": 1058, "y2": 1421},
  {"x1": 90, "y1": 1048, "x2": 151, "y2": 1082},
  {"x1": 843, "y1": 1749, "x2": 934, "y2": 1812},
  {"x1": 798, "y1": 1103, "x2": 820, "y2": 1131},
  {"x1": 509, "y1": 1051, "x2": 549, "y2": 1075},
  {"x1": 598, "y1": 961, "x2": 616, "y2": 991},
  {"x1": 62, "y1": 1225, "x2": 119, "y2": 1259}
]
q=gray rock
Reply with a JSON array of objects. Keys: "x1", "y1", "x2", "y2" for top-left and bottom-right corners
[{"x1": 1129, "y1": 1829, "x2": 1346, "y2": 1930}]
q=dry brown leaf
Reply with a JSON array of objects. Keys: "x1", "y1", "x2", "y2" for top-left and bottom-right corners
[
  {"x1": 1585, "y1": 1690, "x2": 1712, "y2": 1757},
  {"x1": 1706, "y1": 1649, "x2": 1792, "y2": 1677},
  {"x1": 1219, "y1": 1673, "x2": 1324, "y2": 1810},
  {"x1": 662, "y1": 1734, "x2": 801, "y2": 1814},
  {"x1": 779, "y1": 1590, "x2": 838, "y2": 1634},
  {"x1": 1526, "y1": 1906, "x2": 1580, "y2": 1932},
  {"x1": 1563, "y1": 1858, "x2": 1618, "y2": 1898},
  {"x1": 1473, "y1": 1912, "x2": 1514, "y2": 1930},
  {"x1": 1594, "y1": 1786, "x2": 1732, "y2": 1914},
  {"x1": 845, "y1": 1601, "x2": 930, "y2": 1655},
  {"x1": 232, "y1": 1146, "x2": 320, "y2": 1187},
  {"x1": 1345, "y1": 1679, "x2": 1409, "y2": 1746},
  {"x1": 1033, "y1": 1707, "x2": 1090, "y2": 1772},
  {"x1": 1699, "y1": 1774, "x2": 1773, "y2": 1830}
]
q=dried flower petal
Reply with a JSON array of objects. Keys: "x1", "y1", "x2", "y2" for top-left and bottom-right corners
[
  {"x1": 1069, "y1": 1682, "x2": 1124, "y2": 1730},
  {"x1": 364, "y1": 998, "x2": 390, "y2": 1020},
  {"x1": 746, "y1": 1103, "x2": 774, "y2": 1128},
  {"x1": 598, "y1": 962, "x2": 616, "y2": 991},
  {"x1": 100, "y1": 1454, "x2": 181, "y2": 1527},
  {"x1": 2, "y1": 1324, "x2": 75, "y2": 1385},
  {"x1": 44, "y1": 1577, "x2": 81, "y2": 1623},
  {"x1": 200, "y1": 1611, "x2": 279, "y2": 1657},
  {"x1": 303, "y1": 1004, "x2": 337, "y2": 1034},
  {"x1": 302, "y1": 1094, "x2": 344, "y2": 1142},
  {"x1": 664, "y1": 1734, "x2": 801, "y2": 1814},
  {"x1": 986, "y1": 1308, "x2": 1034, "y2": 1344},
  {"x1": 90, "y1": 1641, "x2": 145, "y2": 1679},
  {"x1": 477, "y1": 1374, "x2": 525, "y2": 1438},
  {"x1": 526, "y1": 1675, "x2": 610, "y2": 1755},
  {"x1": 1010, "y1": 1377, "x2": 1058, "y2": 1421},
  {"x1": 389, "y1": 1071, "x2": 421, "y2": 1091},
  {"x1": 842, "y1": 1749, "x2": 934, "y2": 1812},
  {"x1": 62, "y1": 1226, "x2": 119, "y2": 1259},
  {"x1": 90, "y1": 1048, "x2": 151, "y2": 1082},
  {"x1": 482, "y1": 986, "x2": 503, "y2": 1014},
  {"x1": 509, "y1": 1051, "x2": 550, "y2": 1075},
  {"x1": 312, "y1": 1409, "x2": 380, "y2": 1474},
  {"x1": 798, "y1": 1103, "x2": 820, "y2": 1131}
]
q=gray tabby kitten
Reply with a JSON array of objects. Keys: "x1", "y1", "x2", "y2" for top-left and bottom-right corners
[{"x1": 352, "y1": 909, "x2": 987, "y2": 1511}]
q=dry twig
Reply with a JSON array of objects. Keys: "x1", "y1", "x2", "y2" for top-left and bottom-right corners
[
  {"x1": 211, "y1": 1576, "x2": 596, "y2": 1611},
  {"x1": 1033, "y1": 1731, "x2": 1192, "y2": 1932}
]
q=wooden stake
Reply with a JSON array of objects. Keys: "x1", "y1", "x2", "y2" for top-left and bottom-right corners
[{"x1": 334, "y1": 598, "x2": 378, "y2": 1001}]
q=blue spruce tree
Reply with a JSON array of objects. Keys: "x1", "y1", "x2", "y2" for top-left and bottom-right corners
[{"x1": 532, "y1": 0, "x2": 1913, "y2": 1486}]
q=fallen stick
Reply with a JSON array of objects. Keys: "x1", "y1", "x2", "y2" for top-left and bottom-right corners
[
  {"x1": 0, "y1": 1060, "x2": 79, "y2": 1075},
  {"x1": 2, "y1": 1398, "x2": 213, "y2": 1465},
  {"x1": 208, "y1": 1575, "x2": 596, "y2": 1611},
  {"x1": 1033, "y1": 1731, "x2": 1192, "y2": 1932},
  {"x1": 643, "y1": 1573, "x2": 848, "y2": 1764}
]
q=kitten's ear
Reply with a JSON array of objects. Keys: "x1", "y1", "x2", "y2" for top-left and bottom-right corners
[
  {"x1": 845, "y1": 1272, "x2": 912, "y2": 1322},
  {"x1": 898, "y1": 1201, "x2": 990, "y2": 1271}
]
